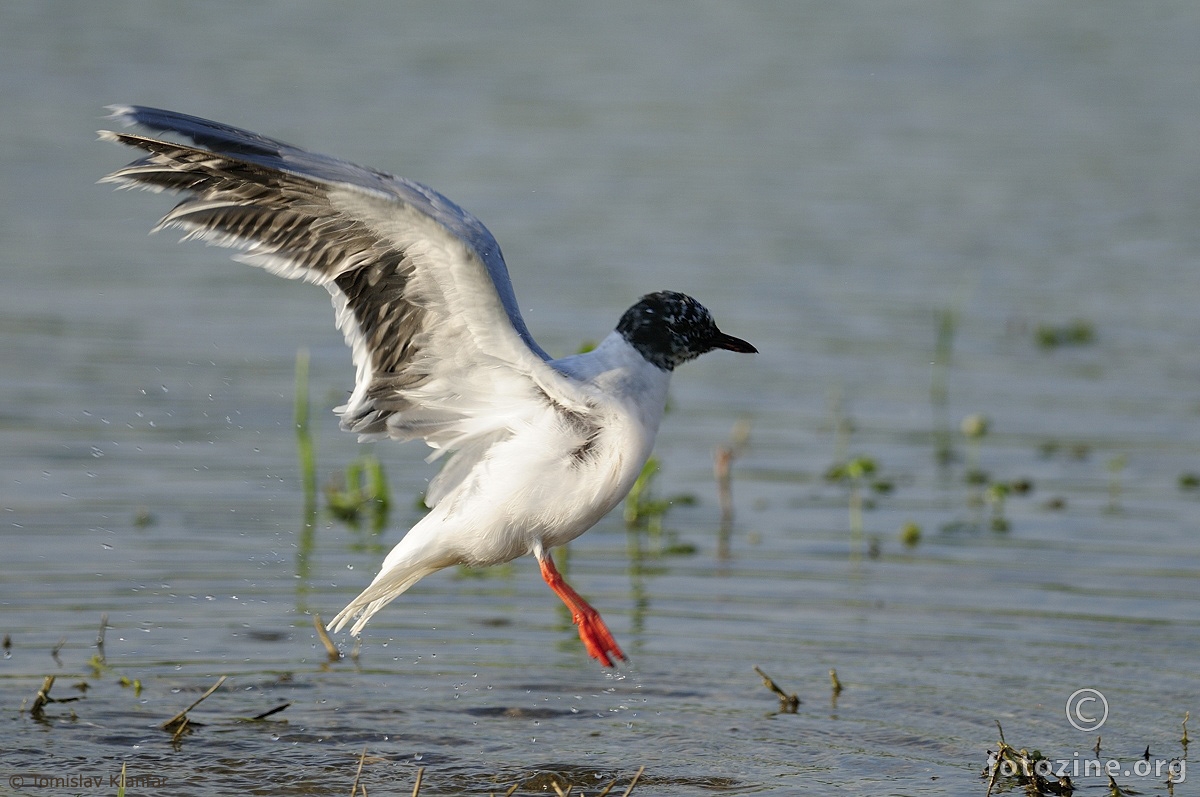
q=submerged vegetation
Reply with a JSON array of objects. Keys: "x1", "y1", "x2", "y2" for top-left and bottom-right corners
[
  {"x1": 32, "y1": 312, "x2": 1186, "y2": 795},
  {"x1": 983, "y1": 721, "x2": 1188, "y2": 796},
  {"x1": 622, "y1": 456, "x2": 698, "y2": 556},
  {"x1": 824, "y1": 455, "x2": 881, "y2": 560},
  {"x1": 325, "y1": 453, "x2": 392, "y2": 533},
  {"x1": 295, "y1": 348, "x2": 394, "y2": 537},
  {"x1": 1035, "y1": 318, "x2": 1096, "y2": 349},
  {"x1": 14, "y1": 617, "x2": 651, "y2": 794}
]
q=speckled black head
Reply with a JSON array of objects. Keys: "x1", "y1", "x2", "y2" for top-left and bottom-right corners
[{"x1": 616, "y1": 291, "x2": 757, "y2": 371}]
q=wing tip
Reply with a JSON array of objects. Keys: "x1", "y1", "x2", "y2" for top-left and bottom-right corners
[{"x1": 103, "y1": 104, "x2": 138, "y2": 125}]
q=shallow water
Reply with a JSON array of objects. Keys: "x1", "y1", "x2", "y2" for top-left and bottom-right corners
[{"x1": 2, "y1": 3, "x2": 1199, "y2": 795}]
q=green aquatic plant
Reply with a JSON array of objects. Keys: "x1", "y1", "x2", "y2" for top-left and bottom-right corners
[
  {"x1": 293, "y1": 349, "x2": 320, "y2": 611},
  {"x1": 1035, "y1": 318, "x2": 1095, "y2": 349},
  {"x1": 985, "y1": 482, "x2": 1010, "y2": 532},
  {"x1": 931, "y1": 307, "x2": 956, "y2": 466},
  {"x1": 961, "y1": 413, "x2": 990, "y2": 485},
  {"x1": 624, "y1": 456, "x2": 665, "y2": 529},
  {"x1": 826, "y1": 455, "x2": 878, "y2": 560},
  {"x1": 293, "y1": 348, "x2": 318, "y2": 516},
  {"x1": 899, "y1": 521, "x2": 922, "y2": 547},
  {"x1": 622, "y1": 457, "x2": 697, "y2": 555},
  {"x1": 1106, "y1": 454, "x2": 1127, "y2": 513},
  {"x1": 827, "y1": 385, "x2": 854, "y2": 467},
  {"x1": 325, "y1": 454, "x2": 392, "y2": 533}
]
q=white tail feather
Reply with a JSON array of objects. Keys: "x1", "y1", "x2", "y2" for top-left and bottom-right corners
[{"x1": 326, "y1": 557, "x2": 445, "y2": 637}]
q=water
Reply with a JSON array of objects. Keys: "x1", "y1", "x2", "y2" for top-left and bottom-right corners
[{"x1": 2, "y1": 2, "x2": 1198, "y2": 794}]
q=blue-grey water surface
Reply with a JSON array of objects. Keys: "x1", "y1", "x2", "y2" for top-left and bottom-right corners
[{"x1": 2, "y1": 3, "x2": 1198, "y2": 795}]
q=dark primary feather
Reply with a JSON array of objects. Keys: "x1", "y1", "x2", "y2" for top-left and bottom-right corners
[
  {"x1": 100, "y1": 108, "x2": 622, "y2": 499},
  {"x1": 100, "y1": 105, "x2": 548, "y2": 360}
]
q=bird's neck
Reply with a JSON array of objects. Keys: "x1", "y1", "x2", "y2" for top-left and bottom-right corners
[{"x1": 551, "y1": 331, "x2": 672, "y2": 410}]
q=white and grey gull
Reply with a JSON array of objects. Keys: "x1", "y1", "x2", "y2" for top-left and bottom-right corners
[{"x1": 100, "y1": 106, "x2": 756, "y2": 667}]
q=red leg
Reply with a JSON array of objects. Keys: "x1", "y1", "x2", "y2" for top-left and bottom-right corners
[{"x1": 538, "y1": 552, "x2": 626, "y2": 667}]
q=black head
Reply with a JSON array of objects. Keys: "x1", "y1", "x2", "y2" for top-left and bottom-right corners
[{"x1": 616, "y1": 291, "x2": 757, "y2": 371}]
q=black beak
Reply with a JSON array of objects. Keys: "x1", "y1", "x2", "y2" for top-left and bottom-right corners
[{"x1": 713, "y1": 331, "x2": 758, "y2": 354}]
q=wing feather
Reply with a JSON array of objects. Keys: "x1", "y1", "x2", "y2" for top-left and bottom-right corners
[{"x1": 101, "y1": 106, "x2": 595, "y2": 504}]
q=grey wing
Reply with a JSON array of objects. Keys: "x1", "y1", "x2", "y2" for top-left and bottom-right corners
[{"x1": 101, "y1": 105, "x2": 593, "y2": 491}]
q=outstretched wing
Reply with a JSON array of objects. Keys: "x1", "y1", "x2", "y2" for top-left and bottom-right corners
[{"x1": 101, "y1": 105, "x2": 596, "y2": 504}]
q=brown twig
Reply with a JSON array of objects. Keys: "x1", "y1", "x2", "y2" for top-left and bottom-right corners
[
  {"x1": 621, "y1": 765, "x2": 645, "y2": 796},
  {"x1": 51, "y1": 636, "x2": 66, "y2": 667},
  {"x1": 714, "y1": 419, "x2": 751, "y2": 560},
  {"x1": 314, "y1": 613, "x2": 341, "y2": 661},
  {"x1": 161, "y1": 674, "x2": 227, "y2": 733},
  {"x1": 170, "y1": 716, "x2": 190, "y2": 743},
  {"x1": 753, "y1": 666, "x2": 800, "y2": 711},
  {"x1": 350, "y1": 745, "x2": 367, "y2": 797},
  {"x1": 986, "y1": 722, "x2": 1075, "y2": 797},
  {"x1": 30, "y1": 675, "x2": 56, "y2": 718},
  {"x1": 411, "y1": 766, "x2": 424, "y2": 797},
  {"x1": 251, "y1": 702, "x2": 291, "y2": 721}
]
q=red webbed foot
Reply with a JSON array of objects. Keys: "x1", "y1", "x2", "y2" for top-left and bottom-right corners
[{"x1": 537, "y1": 551, "x2": 626, "y2": 667}]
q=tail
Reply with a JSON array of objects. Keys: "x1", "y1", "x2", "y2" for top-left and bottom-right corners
[
  {"x1": 327, "y1": 526, "x2": 456, "y2": 636},
  {"x1": 327, "y1": 563, "x2": 438, "y2": 637}
]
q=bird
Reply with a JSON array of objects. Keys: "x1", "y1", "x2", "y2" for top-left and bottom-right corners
[{"x1": 100, "y1": 106, "x2": 756, "y2": 667}]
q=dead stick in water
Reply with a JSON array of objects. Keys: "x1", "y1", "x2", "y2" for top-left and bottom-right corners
[
  {"x1": 621, "y1": 765, "x2": 645, "y2": 796},
  {"x1": 314, "y1": 613, "x2": 341, "y2": 661},
  {"x1": 410, "y1": 766, "x2": 424, "y2": 797},
  {"x1": 350, "y1": 744, "x2": 367, "y2": 796},
  {"x1": 251, "y1": 702, "x2": 291, "y2": 721},
  {"x1": 714, "y1": 419, "x2": 751, "y2": 559},
  {"x1": 96, "y1": 613, "x2": 108, "y2": 663},
  {"x1": 753, "y1": 666, "x2": 800, "y2": 711},
  {"x1": 51, "y1": 636, "x2": 66, "y2": 667},
  {"x1": 162, "y1": 674, "x2": 227, "y2": 732},
  {"x1": 30, "y1": 675, "x2": 56, "y2": 717}
]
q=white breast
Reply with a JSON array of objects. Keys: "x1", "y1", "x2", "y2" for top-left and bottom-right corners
[{"x1": 421, "y1": 331, "x2": 671, "y2": 566}]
